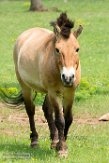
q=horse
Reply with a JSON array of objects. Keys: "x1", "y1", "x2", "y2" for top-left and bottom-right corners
[{"x1": 10, "y1": 13, "x2": 83, "y2": 157}]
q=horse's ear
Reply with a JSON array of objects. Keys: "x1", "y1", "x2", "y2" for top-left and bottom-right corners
[
  {"x1": 74, "y1": 25, "x2": 83, "y2": 38},
  {"x1": 54, "y1": 25, "x2": 61, "y2": 38},
  {"x1": 50, "y1": 21, "x2": 61, "y2": 39}
]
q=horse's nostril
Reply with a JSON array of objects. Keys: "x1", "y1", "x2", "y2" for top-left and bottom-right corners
[
  {"x1": 72, "y1": 74, "x2": 74, "y2": 79},
  {"x1": 69, "y1": 74, "x2": 74, "y2": 82},
  {"x1": 62, "y1": 74, "x2": 65, "y2": 80},
  {"x1": 61, "y1": 72, "x2": 75, "y2": 86}
]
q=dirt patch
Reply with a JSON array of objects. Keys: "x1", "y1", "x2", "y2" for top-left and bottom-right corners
[
  {"x1": 74, "y1": 118, "x2": 100, "y2": 125},
  {"x1": 8, "y1": 113, "x2": 47, "y2": 126},
  {"x1": 0, "y1": 102, "x2": 7, "y2": 108},
  {"x1": 0, "y1": 102, "x2": 106, "y2": 127},
  {"x1": 0, "y1": 103, "x2": 47, "y2": 126}
]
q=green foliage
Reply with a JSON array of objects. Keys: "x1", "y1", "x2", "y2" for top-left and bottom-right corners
[
  {"x1": 76, "y1": 78, "x2": 109, "y2": 101},
  {"x1": 1, "y1": 76, "x2": 109, "y2": 105},
  {"x1": 35, "y1": 93, "x2": 45, "y2": 106},
  {"x1": 0, "y1": 86, "x2": 45, "y2": 105},
  {"x1": 0, "y1": 87, "x2": 18, "y2": 96}
]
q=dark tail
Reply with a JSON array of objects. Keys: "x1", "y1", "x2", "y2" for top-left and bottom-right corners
[{"x1": 0, "y1": 89, "x2": 24, "y2": 106}]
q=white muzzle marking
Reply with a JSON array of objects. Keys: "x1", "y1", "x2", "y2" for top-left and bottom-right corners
[{"x1": 61, "y1": 67, "x2": 76, "y2": 86}]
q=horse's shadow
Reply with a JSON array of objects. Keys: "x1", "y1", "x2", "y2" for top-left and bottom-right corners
[{"x1": 0, "y1": 142, "x2": 55, "y2": 161}]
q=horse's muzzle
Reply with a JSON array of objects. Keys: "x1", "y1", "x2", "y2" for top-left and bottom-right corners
[
  {"x1": 61, "y1": 73, "x2": 75, "y2": 87},
  {"x1": 61, "y1": 67, "x2": 75, "y2": 87}
]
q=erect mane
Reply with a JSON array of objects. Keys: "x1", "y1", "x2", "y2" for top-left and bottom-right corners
[{"x1": 56, "y1": 13, "x2": 74, "y2": 39}]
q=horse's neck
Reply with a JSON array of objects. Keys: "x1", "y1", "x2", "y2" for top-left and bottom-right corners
[{"x1": 43, "y1": 35, "x2": 60, "y2": 79}]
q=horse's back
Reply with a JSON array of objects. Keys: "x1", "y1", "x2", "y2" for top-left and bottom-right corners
[{"x1": 15, "y1": 28, "x2": 53, "y2": 55}]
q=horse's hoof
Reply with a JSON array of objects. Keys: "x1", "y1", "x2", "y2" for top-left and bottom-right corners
[
  {"x1": 31, "y1": 141, "x2": 38, "y2": 148},
  {"x1": 51, "y1": 140, "x2": 58, "y2": 149},
  {"x1": 56, "y1": 141, "x2": 68, "y2": 157},
  {"x1": 56, "y1": 141, "x2": 67, "y2": 151},
  {"x1": 58, "y1": 149, "x2": 68, "y2": 158}
]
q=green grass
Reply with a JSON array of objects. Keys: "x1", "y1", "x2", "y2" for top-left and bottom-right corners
[
  {"x1": 1, "y1": 100, "x2": 109, "y2": 163},
  {"x1": 1, "y1": 134, "x2": 109, "y2": 163},
  {"x1": 1, "y1": 98, "x2": 109, "y2": 163},
  {"x1": 0, "y1": 0, "x2": 109, "y2": 162}
]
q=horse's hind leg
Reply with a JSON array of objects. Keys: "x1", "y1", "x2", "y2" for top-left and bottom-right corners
[
  {"x1": 22, "y1": 87, "x2": 38, "y2": 147},
  {"x1": 42, "y1": 95, "x2": 58, "y2": 149},
  {"x1": 16, "y1": 81, "x2": 38, "y2": 148},
  {"x1": 15, "y1": 69, "x2": 38, "y2": 147}
]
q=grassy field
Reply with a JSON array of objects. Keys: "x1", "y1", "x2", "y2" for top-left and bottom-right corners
[{"x1": 0, "y1": 0, "x2": 109, "y2": 162}]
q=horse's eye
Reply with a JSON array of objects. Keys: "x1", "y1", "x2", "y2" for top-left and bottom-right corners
[
  {"x1": 76, "y1": 48, "x2": 79, "y2": 52},
  {"x1": 55, "y1": 48, "x2": 60, "y2": 53}
]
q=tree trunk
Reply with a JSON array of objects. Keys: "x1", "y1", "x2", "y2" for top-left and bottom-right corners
[{"x1": 30, "y1": 0, "x2": 47, "y2": 11}]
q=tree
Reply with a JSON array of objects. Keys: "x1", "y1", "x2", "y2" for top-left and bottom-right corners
[
  {"x1": 29, "y1": 0, "x2": 63, "y2": 12},
  {"x1": 30, "y1": 0, "x2": 47, "y2": 11}
]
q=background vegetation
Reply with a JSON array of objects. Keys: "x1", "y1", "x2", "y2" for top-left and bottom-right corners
[{"x1": 0, "y1": 0, "x2": 109, "y2": 162}]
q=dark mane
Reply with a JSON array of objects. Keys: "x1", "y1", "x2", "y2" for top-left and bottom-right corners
[{"x1": 56, "y1": 13, "x2": 74, "y2": 39}]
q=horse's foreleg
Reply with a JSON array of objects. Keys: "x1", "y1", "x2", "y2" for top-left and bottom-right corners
[
  {"x1": 42, "y1": 95, "x2": 58, "y2": 149},
  {"x1": 49, "y1": 95, "x2": 67, "y2": 156},
  {"x1": 63, "y1": 92, "x2": 74, "y2": 140},
  {"x1": 22, "y1": 87, "x2": 38, "y2": 148},
  {"x1": 64, "y1": 107, "x2": 73, "y2": 140}
]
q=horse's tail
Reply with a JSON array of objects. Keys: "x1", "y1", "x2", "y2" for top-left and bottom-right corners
[{"x1": 0, "y1": 89, "x2": 24, "y2": 107}]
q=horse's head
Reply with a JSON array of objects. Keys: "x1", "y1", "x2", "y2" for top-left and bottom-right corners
[{"x1": 51, "y1": 13, "x2": 83, "y2": 87}]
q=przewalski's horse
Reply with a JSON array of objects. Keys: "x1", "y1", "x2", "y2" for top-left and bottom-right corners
[{"x1": 13, "y1": 13, "x2": 83, "y2": 157}]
